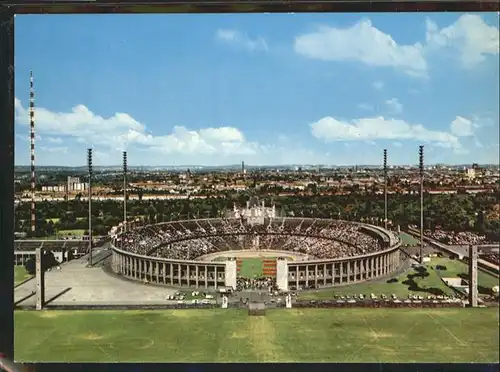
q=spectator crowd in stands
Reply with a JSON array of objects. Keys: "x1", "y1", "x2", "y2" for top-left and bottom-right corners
[
  {"x1": 112, "y1": 218, "x2": 385, "y2": 262},
  {"x1": 424, "y1": 229, "x2": 499, "y2": 246}
]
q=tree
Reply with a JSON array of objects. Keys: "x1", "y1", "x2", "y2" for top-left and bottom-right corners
[{"x1": 24, "y1": 251, "x2": 59, "y2": 275}]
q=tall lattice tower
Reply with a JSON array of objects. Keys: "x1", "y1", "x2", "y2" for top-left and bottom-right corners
[{"x1": 29, "y1": 71, "x2": 36, "y2": 234}]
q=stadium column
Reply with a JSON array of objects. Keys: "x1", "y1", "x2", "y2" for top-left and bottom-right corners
[
  {"x1": 295, "y1": 266, "x2": 299, "y2": 289},
  {"x1": 305, "y1": 265, "x2": 309, "y2": 287},
  {"x1": 195, "y1": 266, "x2": 199, "y2": 287},
  {"x1": 186, "y1": 265, "x2": 190, "y2": 287},
  {"x1": 323, "y1": 264, "x2": 327, "y2": 286},
  {"x1": 276, "y1": 259, "x2": 288, "y2": 291},
  {"x1": 177, "y1": 264, "x2": 182, "y2": 286},
  {"x1": 224, "y1": 260, "x2": 237, "y2": 290},
  {"x1": 133, "y1": 258, "x2": 137, "y2": 280},
  {"x1": 214, "y1": 266, "x2": 218, "y2": 289},
  {"x1": 162, "y1": 262, "x2": 166, "y2": 284},
  {"x1": 149, "y1": 260, "x2": 153, "y2": 282},
  {"x1": 170, "y1": 263, "x2": 174, "y2": 285},
  {"x1": 35, "y1": 247, "x2": 45, "y2": 310},
  {"x1": 204, "y1": 265, "x2": 208, "y2": 289},
  {"x1": 468, "y1": 245, "x2": 478, "y2": 307},
  {"x1": 331, "y1": 263, "x2": 335, "y2": 285},
  {"x1": 314, "y1": 265, "x2": 318, "y2": 287}
]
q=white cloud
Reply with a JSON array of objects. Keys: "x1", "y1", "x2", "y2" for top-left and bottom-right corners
[
  {"x1": 450, "y1": 116, "x2": 475, "y2": 137},
  {"x1": 372, "y1": 81, "x2": 384, "y2": 90},
  {"x1": 310, "y1": 116, "x2": 463, "y2": 152},
  {"x1": 294, "y1": 20, "x2": 427, "y2": 77},
  {"x1": 426, "y1": 14, "x2": 499, "y2": 68},
  {"x1": 14, "y1": 98, "x2": 262, "y2": 158},
  {"x1": 294, "y1": 15, "x2": 498, "y2": 76},
  {"x1": 385, "y1": 98, "x2": 403, "y2": 114},
  {"x1": 215, "y1": 29, "x2": 268, "y2": 52}
]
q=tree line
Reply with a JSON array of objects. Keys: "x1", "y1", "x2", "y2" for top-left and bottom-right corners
[{"x1": 15, "y1": 193, "x2": 499, "y2": 240}]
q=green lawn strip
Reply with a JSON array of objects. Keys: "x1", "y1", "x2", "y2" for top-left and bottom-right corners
[
  {"x1": 14, "y1": 266, "x2": 32, "y2": 285},
  {"x1": 14, "y1": 308, "x2": 499, "y2": 362},
  {"x1": 399, "y1": 232, "x2": 419, "y2": 246},
  {"x1": 239, "y1": 258, "x2": 264, "y2": 278},
  {"x1": 432, "y1": 258, "x2": 499, "y2": 295},
  {"x1": 57, "y1": 229, "x2": 85, "y2": 236},
  {"x1": 301, "y1": 263, "x2": 454, "y2": 300}
]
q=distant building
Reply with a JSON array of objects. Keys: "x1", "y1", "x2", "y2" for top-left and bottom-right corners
[
  {"x1": 229, "y1": 198, "x2": 277, "y2": 225},
  {"x1": 465, "y1": 168, "x2": 476, "y2": 180},
  {"x1": 41, "y1": 177, "x2": 87, "y2": 193}
]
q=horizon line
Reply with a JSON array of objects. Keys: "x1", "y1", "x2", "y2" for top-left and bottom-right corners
[{"x1": 14, "y1": 163, "x2": 494, "y2": 168}]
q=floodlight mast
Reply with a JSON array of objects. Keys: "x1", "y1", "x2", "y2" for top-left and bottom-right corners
[
  {"x1": 87, "y1": 148, "x2": 93, "y2": 267},
  {"x1": 29, "y1": 71, "x2": 36, "y2": 235},
  {"x1": 123, "y1": 151, "x2": 127, "y2": 233},
  {"x1": 383, "y1": 149, "x2": 388, "y2": 230},
  {"x1": 419, "y1": 145, "x2": 424, "y2": 264}
]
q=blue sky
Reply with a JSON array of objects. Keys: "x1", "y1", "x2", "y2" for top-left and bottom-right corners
[{"x1": 14, "y1": 13, "x2": 499, "y2": 166}]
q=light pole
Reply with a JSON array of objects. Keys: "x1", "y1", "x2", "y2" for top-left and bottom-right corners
[
  {"x1": 419, "y1": 145, "x2": 424, "y2": 264},
  {"x1": 383, "y1": 149, "x2": 388, "y2": 230},
  {"x1": 123, "y1": 151, "x2": 127, "y2": 233},
  {"x1": 87, "y1": 148, "x2": 93, "y2": 267}
]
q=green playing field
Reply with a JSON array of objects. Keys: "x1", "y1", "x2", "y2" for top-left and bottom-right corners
[
  {"x1": 237, "y1": 258, "x2": 264, "y2": 278},
  {"x1": 14, "y1": 308, "x2": 500, "y2": 362}
]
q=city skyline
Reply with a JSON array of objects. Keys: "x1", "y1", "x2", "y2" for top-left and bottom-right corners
[{"x1": 14, "y1": 13, "x2": 499, "y2": 166}]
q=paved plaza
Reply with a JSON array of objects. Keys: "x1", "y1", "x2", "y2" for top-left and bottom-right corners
[{"x1": 14, "y1": 254, "x2": 178, "y2": 307}]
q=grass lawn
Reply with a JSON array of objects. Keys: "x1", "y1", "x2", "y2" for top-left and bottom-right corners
[
  {"x1": 238, "y1": 257, "x2": 264, "y2": 278},
  {"x1": 14, "y1": 308, "x2": 499, "y2": 362},
  {"x1": 301, "y1": 263, "x2": 454, "y2": 300},
  {"x1": 300, "y1": 258, "x2": 499, "y2": 300},
  {"x1": 212, "y1": 257, "x2": 278, "y2": 278},
  {"x1": 433, "y1": 257, "x2": 499, "y2": 293},
  {"x1": 14, "y1": 266, "x2": 32, "y2": 286},
  {"x1": 57, "y1": 229, "x2": 85, "y2": 236},
  {"x1": 399, "y1": 232, "x2": 419, "y2": 246}
]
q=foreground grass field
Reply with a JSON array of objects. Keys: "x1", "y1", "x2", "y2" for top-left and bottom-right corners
[
  {"x1": 15, "y1": 308, "x2": 499, "y2": 362},
  {"x1": 14, "y1": 266, "x2": 32, "y2": 286}
]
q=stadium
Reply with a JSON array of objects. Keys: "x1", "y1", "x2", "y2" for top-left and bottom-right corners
[{"x1": 109, "y1": 199, "x2": 402, "y2": 291}]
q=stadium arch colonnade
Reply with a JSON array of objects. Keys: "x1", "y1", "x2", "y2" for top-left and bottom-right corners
[{"x1": 110, "y1": 218, "x2": 402, "y2": 291}]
